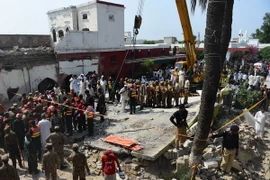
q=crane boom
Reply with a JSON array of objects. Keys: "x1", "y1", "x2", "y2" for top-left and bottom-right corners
[{"x1": 175, "y1": 0, "x2": 197, "y2": 70}]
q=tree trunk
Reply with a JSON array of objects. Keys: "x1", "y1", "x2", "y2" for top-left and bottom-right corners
[
  {"x1": 220, "y1": 0, "x2": 234, "y2": 67},
  {"x1": 189, "y1": 0, "x2": 226, "y2": 174}
]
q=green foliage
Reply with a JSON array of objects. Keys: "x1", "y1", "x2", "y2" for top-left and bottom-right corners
[
  {"x1": 143, "y1": 40, "x2": 156, "y2": 44},
  {"x1": 234, "y1": 84, "x2": 262, "y2": 109},
  {"x1": 141, "y1": 59, "x2": 154, "y2": 73},
  {"x1": 251, "y1": 13, "x2": 270, "y2": 43},
  {"x1": 196, "y1": 50, "x2": 204, "y2": 60},
  {"x1": 259, "y1": 46, "x2": 270, "y2": 60}
]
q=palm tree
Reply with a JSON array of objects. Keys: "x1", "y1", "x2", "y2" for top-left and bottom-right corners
[{"x1": 188, "y1": 0, "x2": 234, "y2": 177}]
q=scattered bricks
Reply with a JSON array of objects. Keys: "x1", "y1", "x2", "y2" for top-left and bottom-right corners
[
  {"x1": 203, "y1": 160, "x2": 219, "y2": 169},
  {"x1": 130, "y1": 163, "x2": 140, "y2": 171},
  {"x1": 203, "y1": 152, "x2": 213, "y2": 161}
]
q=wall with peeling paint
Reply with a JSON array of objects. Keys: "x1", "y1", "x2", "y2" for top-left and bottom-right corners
[
  {"x1": 0, "y1": 64, "x2": 57, "y2": 102},
  {"x1": 59, "y1": 58, "x2": 99, "y2": 75}
]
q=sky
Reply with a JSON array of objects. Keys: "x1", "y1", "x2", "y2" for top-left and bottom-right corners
[{"x1": 0, "y1": 0, "x2": 269, "y2": 41}]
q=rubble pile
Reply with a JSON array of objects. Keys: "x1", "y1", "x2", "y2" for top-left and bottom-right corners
[
  {"x1": 196, "y1": 122, "x2": 267, "y2": 180},
  {"x1": 78, "y1": 145, "x2": 176, "y2": 179}
]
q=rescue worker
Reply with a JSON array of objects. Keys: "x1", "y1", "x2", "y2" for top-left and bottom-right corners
[
  {"x1": 169, "y1": 104, "x2": 189, "y2": 149},
  {"x1": 64, "y1": 99, "x2": 73, "y2": 136},
  {"x1": 129, "y1": 84, "x2": 137, "y2": 114},
  {"x1": 42, "y1": 143, "x2": 60, "y2": 180},
  {"x1": 209, "y1": 125, "x2": 239, "y2": 174},
  {"x1": 46, "y1": 126, "x2": 67, "y2": 169},
  {"x1": 184, "y1": 76, "x2": 190, "y2": 104},
  {"x1": 29, "y1": 120, "x2": 42, "y2": 161},
  {"x1": 12, "y1": 113, "x2": 25, "y2": 151},
  {"x1": 101, "y1": 149, "x2": 122, "y2": 180},
  {"x1": 85, "y1": 106, "x2": 95, "y2": 136},
  {"x1": 119, "y1": 85, "x2": 129, "y2": 113},
  {"x1": 25, "y1": 133, "x2": 39, "y2": 174},
  {"x1": 0, "y1": 154, "x2": 20, "y2": 180},
  {"x1": 4, "y1": 126, "x2": 23, "y2": 168},
  {"x1": 67, "y1": 143, "x2": 90, "y2": 180}
]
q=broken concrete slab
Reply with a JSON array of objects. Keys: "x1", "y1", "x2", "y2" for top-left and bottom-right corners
[
  {"x1": 204, "y1": 160, "x2": 219, "y2": 169},
  {"x1": 85, "y1": 97, "x2": 201, "y2": 161}
]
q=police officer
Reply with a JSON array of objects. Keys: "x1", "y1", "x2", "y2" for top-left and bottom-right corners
[
  {"x1": 0, "y1": 154, "x2": 20, "y2": 180},
  {"x1": 29, "y1": 120, "x2": 42, "y2": 161},
  {"x1": 46, "y1": 126, "x2": 67, "y2": 169},
  {"x1": 4, "y1": 126, "x2": 23, "y2": 168},
  {"x1": 42, "y1": 143, "x2": 60, "y2": 180},
  {"x1": 67, "y1": 143, "x2": 90, "y2": 180},
  {"x1": 25, "y1": 133, "x2": 39, "y2": 174}
]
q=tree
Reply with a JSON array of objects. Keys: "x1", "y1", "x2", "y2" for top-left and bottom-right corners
[
  {"x1": 189, "y1": 0, "x2": 230, "y2": 176},
  {"x1": 259, "y1": 46, "x2": 270, "y2": 60},
  {"x1": 251, "y1": 13, "x2": 270, "y2": 43},
  {"x1": 141, "y1": 59, "x2": 154, "y2": 75},
  {"x1": 143, "y1": 40, "x2": 156, "y2": 44}
]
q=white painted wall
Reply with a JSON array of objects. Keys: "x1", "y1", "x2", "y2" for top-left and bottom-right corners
[
  {"x1": 55, "y1": 31, "x2": 98, "y2": 53},
  {"x1": 47, "y1": 6, "x2": 77, "y2": 46},
  {"x1": 96, "y1": 3, "x2": 124, "y2": 49},
  {"x1": 59, "y1": 59, "x2": 99, "y2": 75},
  {"x1": 0, "y1": 65, "x2": 57, "y2": 102},
  {"x1": 77, "y1": 3, "x2": 98, "y2": 31}
]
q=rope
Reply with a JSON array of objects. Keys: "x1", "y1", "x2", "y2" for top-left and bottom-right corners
[
  {"x1": 213, "y1": 97, "x2": 265, "y2": 133},
  {"x1": 11, "y1": 93, "x2": 265, "y2": 143}
]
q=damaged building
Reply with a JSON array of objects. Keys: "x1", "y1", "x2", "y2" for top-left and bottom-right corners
[
  {"x1": 0, "y1": 35, "x2": 58, "y2": 102},
  {"x1": 0, "y1": 0, "x2": 184, "y2": 102}
]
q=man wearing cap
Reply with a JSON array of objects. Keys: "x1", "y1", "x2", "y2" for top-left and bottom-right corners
[
  {"x1": 101, "y1": 149, "x2": 122, "y2": 180},
  {"x1": 209, "y1": 125, "x2": 239, "y2": 174},
  {"x1": 25, "y1": 133, "x2": 39, "y2": 174},
  {"x1": 46, "y1": 126, "x2": 67, "y2": 169},
  {"x1": 67, "y1": 143, "x2": 90, "y2": 180},
  {"x1": 29, "y1": 120, "x2": 42, "y2": 161},
  {"x1": 42, "y1": 143, "x2": 60, "y2": 180},
  {"x1": 169, "y1": 104, "x2": 189, "y2": 149},
  {"x1": 0, "y1": 154, "x2": 20, "y2": 180},
  {"x1": 12, "y1": 113, "x2": 26, "y2": 151},
  {"x1": 4, "y1": 126, "x2": 23, "y2": 169}
]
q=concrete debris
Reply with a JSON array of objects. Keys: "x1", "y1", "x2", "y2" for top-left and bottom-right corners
[{"x1": 196, "y1": 121, "x2": 267, "y2": 180}]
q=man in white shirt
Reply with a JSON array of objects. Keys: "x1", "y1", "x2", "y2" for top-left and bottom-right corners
[
  {"x1": 38, "y1": 113, "x2": 52, "y2": 152},
  {"x1": 184, "y1": 76, "x2": 190, "y2": 104},
  {"x1": 119, "y1": 85, "x2": 129, "y2": 113},
  {"x1": 254, "y1": 108, "x2": 268, "y2": 138}
]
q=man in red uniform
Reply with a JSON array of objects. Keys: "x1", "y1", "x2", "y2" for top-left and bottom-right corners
[{"x1": 101, "y1": 150, "x2": 122, "y2": 180}]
